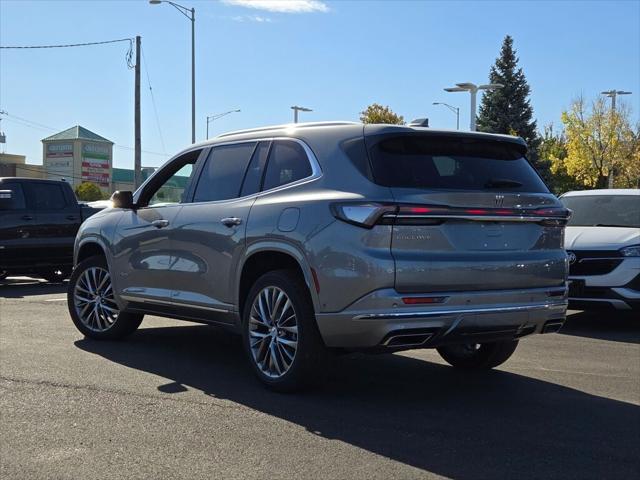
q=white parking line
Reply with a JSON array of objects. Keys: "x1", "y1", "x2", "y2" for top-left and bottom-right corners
[{"x1": 45, "y1": 298, "x2": 67, "y2": 302}]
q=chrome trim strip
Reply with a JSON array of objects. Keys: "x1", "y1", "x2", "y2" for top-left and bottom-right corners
[
  {"x1": 353, "y1": 302, "x2": 567, "y2": 321},
  {"x1": 120, "y1": 294, "x2": 231, "y2": 313}
]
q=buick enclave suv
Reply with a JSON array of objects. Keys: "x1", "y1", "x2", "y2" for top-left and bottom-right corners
[{"x1": 68, "y1": 122, "x2": 570, "y2": 390}]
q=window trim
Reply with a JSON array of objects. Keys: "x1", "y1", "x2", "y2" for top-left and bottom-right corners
[{"x1": 181, "y1": 137, "x2": 322, "y2": 206}]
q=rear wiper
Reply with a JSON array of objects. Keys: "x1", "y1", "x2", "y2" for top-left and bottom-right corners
[{"x1": 484, "y1": 178, "x2": 523, "y2": 188}]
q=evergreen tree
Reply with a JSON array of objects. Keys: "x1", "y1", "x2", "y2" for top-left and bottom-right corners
[{"x1": 478, "y1": 36, "x2": 543, "y2": 170}]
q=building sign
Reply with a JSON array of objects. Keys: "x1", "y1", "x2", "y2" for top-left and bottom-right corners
[
  {"x1": 45, "y1": 143, "x2": 74, "y2": 181},
  {"x1": 81, "y1": 142, "x2": 110, "y2": 187}
]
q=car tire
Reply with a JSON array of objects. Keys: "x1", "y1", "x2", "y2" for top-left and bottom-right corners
[
  {"x1": 242, "y1": 269, "x2": 326, "y2": 392},
  {"x1": 67, "y1": 255, "x2": 143, "y2": 340},
  {"x1": 437, "y1": 340, "x2": 519, "y2": 370}
]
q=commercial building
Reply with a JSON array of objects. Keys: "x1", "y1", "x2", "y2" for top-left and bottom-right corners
[
  {"x1": 42, "y1": 126, "x2": 113, "y2": 194},
  {"x1": 0, "y1": 153, "x2": 45, "y2": 178}
]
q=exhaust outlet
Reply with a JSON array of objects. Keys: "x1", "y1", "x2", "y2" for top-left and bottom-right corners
[
  {"x1": 542, "y1": 321, "x2": 564, "y2": 334},
  {"x1": 383, "y1": 333, "x2": 433, "y2": 348}
]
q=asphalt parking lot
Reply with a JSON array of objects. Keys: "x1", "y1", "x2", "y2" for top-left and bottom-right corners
[{"x1": 1, "y1": 277, "x2": 639, "y2": 480}]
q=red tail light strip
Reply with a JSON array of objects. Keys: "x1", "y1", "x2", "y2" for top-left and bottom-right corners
[{"x1": 402, "y1": 296, "x2": 448, "y2": 305}]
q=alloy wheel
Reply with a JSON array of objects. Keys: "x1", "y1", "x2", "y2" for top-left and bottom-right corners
[
  {"x1": 73, "y1": 266, "x2": 119, "y2": 332},
  {"x1": 248, "y1": 286, "x2": 299, "y2": 378}
]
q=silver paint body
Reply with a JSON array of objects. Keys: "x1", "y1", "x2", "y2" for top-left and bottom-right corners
[{"x1": 75, "y1": 123, "x2": 568, "y2": 349}]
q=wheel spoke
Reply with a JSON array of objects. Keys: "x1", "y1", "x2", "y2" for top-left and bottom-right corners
[{"x1": 74, "y1": 266, "x2": 119, "y2": 333}]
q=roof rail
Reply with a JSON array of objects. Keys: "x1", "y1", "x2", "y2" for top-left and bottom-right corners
[{"x1": 216, "y1": 121, "x2": 360, "y2": 139}]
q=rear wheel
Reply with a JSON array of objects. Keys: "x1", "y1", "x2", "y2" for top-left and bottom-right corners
[
  {"x1": 242, "y1": 270, "x2": 326, "y2": 392},
  {"x1": 67, "y1": 255, "x2": 143, "y2": 340},
  {"x1": 437, "y1": 340, "x2": 519, "y2": 370}
]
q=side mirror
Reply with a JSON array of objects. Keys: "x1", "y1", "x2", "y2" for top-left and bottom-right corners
[
  {"x1": 0, "y1": 190, "x2": 13, "y2": 210},
  {"x1": 111, "y1": 190, "x2": 135, "y2": 209}
]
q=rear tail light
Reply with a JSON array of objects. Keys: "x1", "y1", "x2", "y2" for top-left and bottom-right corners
[{"x1": 331, "y1": 202, "x2": 572, "y2": 228}]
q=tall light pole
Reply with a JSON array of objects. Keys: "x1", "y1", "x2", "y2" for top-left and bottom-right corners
[
  {"x1": 150, "y1": 0, "x2": 196, "y2": 144},
  {"x1": 206, "y1": 109, "x2": 240, "y2": 139},
  {"x1": 601, "y1": 89, "x2": 632, "y2": 112},
  {"x1": 432, "y1": 102, "x2": 460, "y2": 130},
  {"x1": 291, "y1": 105, "x2": 312, "y2": 123},
  {"x1": 601, "y1": 90, "x2": 632, "y2": 187},
  {"x1": 444, "y1": 82, "x2": 503, "y2": 131}
]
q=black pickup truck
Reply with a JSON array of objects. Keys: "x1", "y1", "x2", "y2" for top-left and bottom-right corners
[{"x1": 0, "y1": 178, "x2": 104, "y2": 282}]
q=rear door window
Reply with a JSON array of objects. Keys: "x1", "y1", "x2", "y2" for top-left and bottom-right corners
[
  {"x1": 367, "y1": 135, "x2": 548, "y2": 192},
  {"x1": 262, "y1": 140, "x2": 312, "y2": 191},
  {"x1": 193, "y1": 142, "x2": 257, "y2": 202},
  {"x1": 0, "y1": 183, "x2": 26, "y2": 210},
  {"x1": 24, "y1": 183, "x2": 68, "y2": 210}
]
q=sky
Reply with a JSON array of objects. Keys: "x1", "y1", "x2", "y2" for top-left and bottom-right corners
[{"x1": 1, "y1": 0, "x2": 639, "y2": 169}]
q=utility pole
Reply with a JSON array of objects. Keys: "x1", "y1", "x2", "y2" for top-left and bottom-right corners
[
  {"x1": 134, "y1": 35, "x2": 142, "y2": 190},
  {"x1": 601, "y1": 89, "x2": 632, "y2": 187}
]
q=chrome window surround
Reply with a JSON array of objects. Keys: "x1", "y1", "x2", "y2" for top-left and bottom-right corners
[{"x1": 137, "y1": 137, "x2": 322, "y2": 207}]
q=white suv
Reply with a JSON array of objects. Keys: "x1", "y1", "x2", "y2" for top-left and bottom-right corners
[{"x1": 560, "y1": 189, "x2": 640, "y2": 310}]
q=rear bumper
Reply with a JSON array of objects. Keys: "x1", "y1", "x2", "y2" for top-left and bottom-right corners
[{"x1": 315, "y1": 286, "x2": 568, "y2": 349}]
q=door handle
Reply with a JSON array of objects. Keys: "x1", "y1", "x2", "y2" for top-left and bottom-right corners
[
  {"x1": 152, "y1": 219, "x2": 170, "y2": 229},
  {"x1": 66, "y1": 215, "x2": 78, "y2": 221},
  {"x1": 21, "y1": 215, "x2": 33, "y2": 221},
  {"x1": 221, "y1": 217, "x2": 242, "y2": 227}
]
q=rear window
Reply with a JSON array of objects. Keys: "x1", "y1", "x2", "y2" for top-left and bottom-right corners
[
  {"x1": 367, "y1": 135, "x2": 548, "y2": 193},
  {"x1": 560, "y1": 195, "x2": 640, "y2": 228},
  {"x1": 24, "y1": 183, "x2": 68, "y2": 210}
]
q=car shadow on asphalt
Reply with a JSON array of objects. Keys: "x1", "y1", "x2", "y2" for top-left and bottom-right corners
[
  {"x1": 561, "y1": 310, "x2": 640, "y2": 344},
  {"x1": 0, "y1": 277, "x2": 67, "y2": 298},
  {"x1": 75, "y1": 324, "x2": 640, "y2": 479}
]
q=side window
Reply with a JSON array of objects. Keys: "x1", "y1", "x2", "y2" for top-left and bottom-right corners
[
  {"x1": 240, "y1": 141, "x2": 270, "y2": 197},
  {"x1": 193, "y1": 142, "x2": 257, "y2": 202},
  {"x1": 24, "y1": 183, "x2": 67, "y2": 210},
  {"x1": 263, "y1": 140, "x2": 313, "y2": 191},
  {"x1": 146, "y1": 149, "x2": 201, "y2": 207},
  {"x1": 0, "y1": 183, "x2": 26, "y2": 210}
]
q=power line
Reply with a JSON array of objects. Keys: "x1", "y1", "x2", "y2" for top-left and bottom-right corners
[
  {"x1": 141, "y1": 46, "x2": 167, "y2": 155},
  {"x1": 0, "y1": 38, "x2": 133, "y2": 49},
  {"x1": 1, "y1": 112, "x2": 169, "y2": 157}
]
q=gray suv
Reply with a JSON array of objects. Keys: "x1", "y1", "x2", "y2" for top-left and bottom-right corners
[{"x1": 68, "y1": 122, "x2": 570, "y2": 390}]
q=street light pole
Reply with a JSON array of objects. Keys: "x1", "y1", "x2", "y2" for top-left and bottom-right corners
[
  {"x1": 432, "y1": 102, "x2": 460, "y2": 130},
  {"x1": 150, "y1": 0, "x2": 196, "y2": 144},
  {"x1": 444, "y1": 82, "x2": 503, "y2": 131},
  {"x1": 291, "y1": 105, "x2": 312, "y2": 123},
  {"x1": 600, "y1": 90, "x2": 632, "y2": 187},
  {"x1": 601, "y1": 89, "x2": 632, "y2": 113},
  {"x1": 206, "y1": 109, "x2": 241, "y2": 139}
]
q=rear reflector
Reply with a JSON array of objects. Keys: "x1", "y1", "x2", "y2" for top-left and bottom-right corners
[{"x1": 402, "y1": 296, "x2": 448, "y2": 305}]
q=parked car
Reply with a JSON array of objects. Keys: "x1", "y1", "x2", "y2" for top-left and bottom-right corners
[
  {"x1": 0, "y1": 177, "x2": 103, "y2": 282},
  {"x1": 67, "y1": 122, "x2": 570, "y2": 390},
  {"x1": 560, "y1": 188, "x2": 640, "y2": 310}
]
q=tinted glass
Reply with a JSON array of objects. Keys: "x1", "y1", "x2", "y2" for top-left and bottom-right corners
[
  {"x1": 368, "y1": 135, "x2": 548, "y2": 192},
  {"x1": 240, "y1": 141, "x2": 270, "y2": 197},
  {"x1": 0, "y1": 183, "x2": 26, "y2": 210},
  {"x1": 263, "y1": 140, "x2": 312, "y2": 191},
  {"x1": 24, "y1": 183, "x2": 67, "y2": 210},
  {"x1": 561, "y1": 195, "x2": 640, "y2": 228},
  {"x1": 193, "y1": 142, "x2": 257, "y2": 202}
]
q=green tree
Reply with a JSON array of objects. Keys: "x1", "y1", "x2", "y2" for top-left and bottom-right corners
[
  {"x1": 477, "y1": 36, "x2": 547, "y2": 176},
  {"x1": 538, "y1": 124, "x2": 580, "y2": 194},
  {"x1": 360, "y1": 103, "x2": 404, "y2": 125},
  {"x1": 75, "y1": 181, "x2": 104, "y2": 201}
]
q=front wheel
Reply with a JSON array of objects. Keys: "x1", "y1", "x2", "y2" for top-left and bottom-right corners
[
  {"x1": 437, "y1": 340, "x2": 519, "y2": 370},
  {"x1": 67, "y1": 255, "x2": 143, "y2": 340},
  {"x1": 242, "y1": 270, "x2": 326, "y2": 392}
]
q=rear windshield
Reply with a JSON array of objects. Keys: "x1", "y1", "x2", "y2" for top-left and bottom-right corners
[
  {"x1": 560, "y1": 195, "x2": 640, "y2": 228},
  {"x1": 367, "y1": 135, "x2": 548, "y2": 193}
]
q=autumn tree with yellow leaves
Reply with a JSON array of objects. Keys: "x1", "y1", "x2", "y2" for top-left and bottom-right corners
[{"x1": 549, "y1": 96, "x2": 640, "y2": 189}]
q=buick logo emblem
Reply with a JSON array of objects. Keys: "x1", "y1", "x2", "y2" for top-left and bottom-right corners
[
  {"x1": 567, "y1": 252, "x2": 577, "y2": 265},
  {"x1": 494, "y1": 195, "x2": 505, "y2": 207}
]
